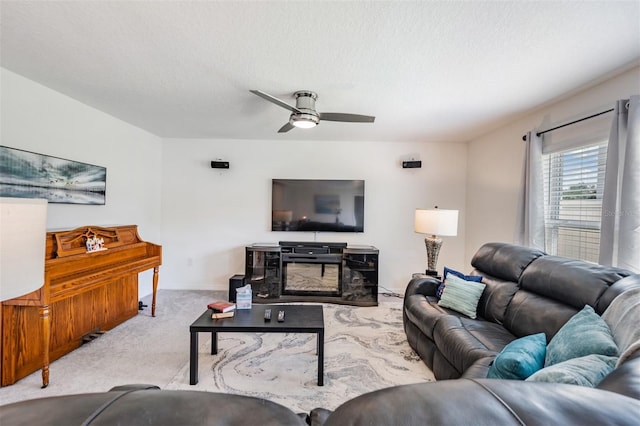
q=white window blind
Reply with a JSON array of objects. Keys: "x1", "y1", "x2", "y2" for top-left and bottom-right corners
[{"x1": 542, "y1": 142, "x2": 608, "y2": 263}]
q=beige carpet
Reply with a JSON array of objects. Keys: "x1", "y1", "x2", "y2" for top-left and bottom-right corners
[{"x1": 0, "y1": 290, "x2": 434, "y2": 413}]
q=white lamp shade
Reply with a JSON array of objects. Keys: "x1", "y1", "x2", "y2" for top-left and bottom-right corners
[
  {"x1": 0, "y1": 198, "x2": 48, "y2": 301},
  {"x1": 414, "y1": 209, "x2": 458, "y2": 236}
]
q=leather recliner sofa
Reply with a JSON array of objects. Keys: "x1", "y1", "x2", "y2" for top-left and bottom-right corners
[
  {"x1": 403, "y1": 242, "x2": 640, "y2": 381},
  {"x1": 2, "y1": 377, "x2": 640, "y2": 425}
]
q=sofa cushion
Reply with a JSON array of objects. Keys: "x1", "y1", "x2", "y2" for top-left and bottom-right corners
[
  {"x1": 438, "y1": 274, "x2": 486, "y2": 319},
  {"x1": 322, "y1": 380, "x2": 640, "y2": 426},
  {"x1": 599, "y1": 275, "x2": 640, "y2": 313},
  {"x1": 0, "y1": 389, "x2": 307, "y2": 426},
  {"x1": 404, "y1": 294, "x2": 457, "y2": 340},
  {"x1": 470, "y1": 242, "x2": 545, "y2": 283},
  {"x1": 527, "y1": 354, "x2": 618, "y2": 387},
  {"x1": 473, "y1": 273, "x2": 519, "y2": 324},
  {"x1": 503, "y1": 290, "x2": 577, "y2": 339},
  {"x1": 487, "y1": 333, "x2": 546, "y2": 380},
  {"x1": 545, "y1": 305, "x2": 618, "y2": 366},
  {"x1": 434, "y1": 316, "x2": 516, "y2": 375},
  {"x1": 520, "y1": 256, "x2": 631, "y2": 315}
]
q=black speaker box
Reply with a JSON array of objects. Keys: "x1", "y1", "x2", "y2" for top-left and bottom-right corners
[
  {"x1": 228, "y1": 274, "x2": 245, "y2": 302},
  {"x1": 402, "y1": 160, "x2": 422, "y2": 169},
  {"x1": 211, "y1": 161, "x2": 230, "y2": 169}
]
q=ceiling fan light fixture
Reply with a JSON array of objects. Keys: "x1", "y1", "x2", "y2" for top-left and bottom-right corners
[{"x1": 290, "y1": 113, "x2": 319, "y2": 129}]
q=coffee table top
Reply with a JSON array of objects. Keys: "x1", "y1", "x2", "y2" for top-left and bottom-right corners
[{"x1": 190, "y1": 304, "x2": 324, "y2": 333}]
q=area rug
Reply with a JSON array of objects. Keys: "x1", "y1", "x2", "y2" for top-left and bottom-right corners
[
  {"x1": 0, "y1": 290, "x2": 434, "y2": 414},
  {"x1": 167, "y1": 299, "x2": 434, "y2": 412}
]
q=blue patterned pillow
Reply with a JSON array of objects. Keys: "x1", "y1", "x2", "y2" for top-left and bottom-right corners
[
  {"x1": 488, "y1": 333, "x2": 547, "y2": 380},
  {"x1": 437, "y1": 274, "x2": 486, "y2": 319},
  {"x1": 436, "y1": 267, "x2": 482, "y2": 300},
  {"x1": 545, "y1": 305, "x2": 618, "y2": 366},
  {"x1": 436, "y1": 282, "x2": 446, "y2": 299},
  {"x1": 443, "y1": 266, "x2": 483, "y2": 282},
  {"x1": 527, "y1": 354, "x2": 618, "y2": 387}
]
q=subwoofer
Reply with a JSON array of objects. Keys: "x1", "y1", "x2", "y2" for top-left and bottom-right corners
[{"x1": 228, "y1": 274, "x2": 245, "y2": 302}]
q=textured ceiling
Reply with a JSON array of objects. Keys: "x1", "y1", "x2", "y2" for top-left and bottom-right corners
[{"x1": 1, "y1": 1, "x2": 639, "y2": 142}]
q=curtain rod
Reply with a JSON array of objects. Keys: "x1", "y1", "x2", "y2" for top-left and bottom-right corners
[{"x1": 521, "y1": 108, "x2": 614, "y2": 141}]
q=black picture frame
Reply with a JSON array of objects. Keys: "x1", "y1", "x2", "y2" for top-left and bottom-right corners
[{"x1": 0, "y1": 146, "x2": 107, "y2": 205}]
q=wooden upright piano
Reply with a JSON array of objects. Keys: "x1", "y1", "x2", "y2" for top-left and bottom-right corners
[{"x1": 0, "y1": 225, "x2": 161, "y2": 387}]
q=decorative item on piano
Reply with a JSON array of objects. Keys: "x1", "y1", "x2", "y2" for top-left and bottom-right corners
[{"x1": 86, "y1": 235, "x2": 106, "y2": 252}]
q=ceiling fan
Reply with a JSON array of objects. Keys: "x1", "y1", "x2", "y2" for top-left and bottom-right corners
[{"x1": 250, "y1": 90, "x2": 375, "y2": 133}]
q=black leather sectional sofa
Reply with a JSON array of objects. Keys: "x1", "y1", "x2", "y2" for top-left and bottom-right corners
[
  {"x1": 403, "y1": 242, "x2": 640, "y2": 380},
  {"x1": 2, "y1": 243, "x2": 639, "y2": 425}
]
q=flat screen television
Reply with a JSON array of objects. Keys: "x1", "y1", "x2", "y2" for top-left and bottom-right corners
[{"x1": 272, "y1": 179, "x2": 365, "y2": 232}]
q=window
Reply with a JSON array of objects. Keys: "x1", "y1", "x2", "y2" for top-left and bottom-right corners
[{"x1": 542, "y1": 142, "x2": 608, "y2": 263}]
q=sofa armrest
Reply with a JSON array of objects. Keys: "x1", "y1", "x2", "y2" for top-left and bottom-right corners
[
  {"x1": 596, "y1": 350, "x2": 640, "y2": 399},
  {"x1": 405, "y1": 276, "x2": 441, "y2": 298},
  {"x1": 460, "y1": 357, "x2": 494, "y2": 379}
]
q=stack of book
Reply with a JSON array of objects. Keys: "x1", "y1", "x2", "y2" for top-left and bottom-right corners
[{"x1": 208, "y1": 301, "x2": 236, "y2": 319}]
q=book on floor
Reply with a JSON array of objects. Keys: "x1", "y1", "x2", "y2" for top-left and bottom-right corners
[
  {"x1": 211, "y1": 311, "x2": 235, "y2": 319},
  {"x1": 207, "y1": 301, "x2": 235, "y2": 313}
]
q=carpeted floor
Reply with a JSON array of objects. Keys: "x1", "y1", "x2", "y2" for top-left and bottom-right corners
[{"x1": 0, "y1": 290, "x2": 434, "y2": 413}]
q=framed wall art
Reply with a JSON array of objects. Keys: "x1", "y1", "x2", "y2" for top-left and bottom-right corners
[{"x1": 0, "y1": 146, "x2": 107, "y2": 205}]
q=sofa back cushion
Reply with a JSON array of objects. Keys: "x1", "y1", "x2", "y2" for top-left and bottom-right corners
[
  {"x1": 519, "y1": 256, "x2": 631, "y2": 315},
  {"x1": 471, "y1": 242, "x2": 545, "y2": 283},
  {"x1": 503, "y1": 291, "x2": 578, "y2": 339},
  {"x1": 472, "y1": 273, "x2": 519, "y2": 324}
]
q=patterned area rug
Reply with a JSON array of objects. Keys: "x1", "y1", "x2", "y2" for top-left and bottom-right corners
[
  {"x1": 0, "y1": 290, "x2": 434, "y2": 414},
  {"x1": 167, "y1": 300, "x2": 434, "y2": 412}
]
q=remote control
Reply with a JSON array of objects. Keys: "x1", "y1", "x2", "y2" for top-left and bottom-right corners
[
  {"x1": 277, "y1": 310, "x2": 285, "y2": 322},
  {"x1": 264, "y1": 309, "x2": 271, "y2": 321}
]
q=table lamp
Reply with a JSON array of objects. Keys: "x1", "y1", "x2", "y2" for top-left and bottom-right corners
[
  {"x1": 414, "y1": 207, "x2": 458, "y2": 276},
  {"x1": 0, "y1": 197, "x2": 48, "y2": 301}
]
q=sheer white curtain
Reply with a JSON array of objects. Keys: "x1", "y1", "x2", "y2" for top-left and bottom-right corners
[
  {"x1": 514, "y1": 130, "x2": 545, "y2": 250},
  {"x1": 599, "y1": 96, "x2": 640, "y2": 272}
]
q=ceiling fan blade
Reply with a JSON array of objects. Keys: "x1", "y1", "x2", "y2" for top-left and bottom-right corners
[
  {"x1": 319, "y1": 112, "x2": 375, "y2": 123},
  {"x1": 250, "y1": 90, "x2": 301, "y2": 113},
  {"x1": 278, "y1": 122, "x2": 295, "y2": 133}
]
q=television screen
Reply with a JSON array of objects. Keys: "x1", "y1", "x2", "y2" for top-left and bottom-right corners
[{"x1": 272, "y1": 179, "x2": 365, "y2": 232}]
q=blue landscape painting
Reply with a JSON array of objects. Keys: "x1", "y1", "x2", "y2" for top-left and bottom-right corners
[{"x1": 0, "y1": 146, "x2": 106, "y2": 205}]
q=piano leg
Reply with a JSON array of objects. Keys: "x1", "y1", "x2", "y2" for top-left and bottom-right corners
[
  {"x1": 40, "y1": 305, "x2": 50, "y2": 388},
  {"x1": 152, "y1": 266, "x2": 159, "y2": 317}
]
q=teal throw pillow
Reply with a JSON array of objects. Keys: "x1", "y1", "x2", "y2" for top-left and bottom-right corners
[
  {"x1": 487, "y1": 333, "x2": 547, "y2": 380},
  {"x1": 545, "y1": 305, "x2": 618, "y2": 367},
  {"x1": 526, "y1": 354, "x2": 618, "y2": 387},
  {"x1": 437, "y1": 274, "x2": 486, "y2": 319}
]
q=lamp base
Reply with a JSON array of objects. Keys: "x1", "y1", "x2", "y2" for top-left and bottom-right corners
[
  {"x1": 424, "y1": 235, "x2": 443, "y2": 276},
  {"x1": 425, "y1": 269, "x2": 439, "y2": 277}
]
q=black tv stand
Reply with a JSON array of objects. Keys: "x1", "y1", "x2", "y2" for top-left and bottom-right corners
[{"x1": 244, "y1": 242, "x2": 379, "y2": 307}]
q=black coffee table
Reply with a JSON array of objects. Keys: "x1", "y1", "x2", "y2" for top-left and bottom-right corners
[{"x1": 189, "y1": 304, "x2": 324, "y2": 386}]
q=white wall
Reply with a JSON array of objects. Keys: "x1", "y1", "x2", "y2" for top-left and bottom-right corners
[
  {"x1": 1, "y1": 68, "x2": 163, "y2": 296},
  {"x1": 160, "y1": 138, "x2": 468, "y2": 293},
  {"x1": 465, "y1": 65, "x2": 640, "y2": 266},
  {"x1": 2, "y1": 67, "x2": 469, "y2": 296}
]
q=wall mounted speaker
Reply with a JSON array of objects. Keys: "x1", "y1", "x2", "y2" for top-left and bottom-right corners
[
  {"x1": 211, "y1": 161, "x2": 230, "y2": 169},
  {"x1": 402, "y1": 160, "x2": 422, "y2": 169}
]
